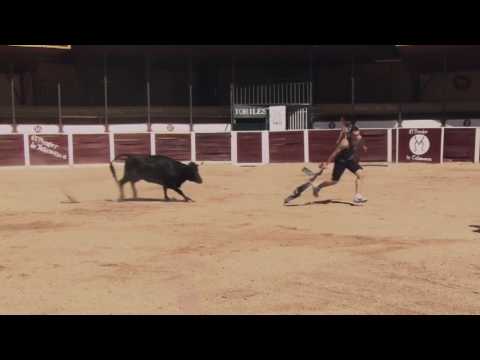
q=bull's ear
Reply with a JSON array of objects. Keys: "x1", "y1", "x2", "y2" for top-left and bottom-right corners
[{"x1": 188, "y1": 161, "x2": 197, "y2": 167}]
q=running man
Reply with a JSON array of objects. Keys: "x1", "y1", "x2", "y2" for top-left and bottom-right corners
[
  {"x1": 312, "y1": 119, "x2": 368, "y2": 204},
  {"x1": 335, "y1": 116, "x2": 353, "y2": 147}
]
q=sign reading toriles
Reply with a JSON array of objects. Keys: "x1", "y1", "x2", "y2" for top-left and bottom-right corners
[
  {"x1": 399, "y1": 128, "x2": 441, "y2": 163},
  {"x1": 30, "y1": 135, "x2": 68, "y2": 160},
  {"x1": 234, "y1": 106, "x2": 269, "y2": 118}
]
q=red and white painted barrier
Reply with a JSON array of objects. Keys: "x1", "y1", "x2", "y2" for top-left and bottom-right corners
[
  {"x1": 72, "y1": 134, "x2": 110, "y2": 164},
  {"x1": 235, "y1": 132, "x2": 263, "y2": 164},
  {"x1": 155, "y1": 134, "x2": 191, "y2": 161},
  {"x1": 195, "y1": 133, "x2": 231, "y2": 162},
  {"x1": 0, "y1": 126, "x2": 479, "y2": 167},
  {"x1": 269, "y1": 131, "x2": 304, "y2": 163},
  {"x1": 360, "y1": 129, "x2": 389, "y2": 162},
  {"x1": 0, "y1": 134, "x2": 25, "y2": 166},
  {"x1": 443, "y1": 128, "x2": 476, "y2": 162},
  {"x1": 114, "y1": 133, "x2": 151, "y2": 157},
  {"x1": 28, "y1": 134, "x2": 69, "y2": 166},
  {"x1": 308, "y1": 130, "x2": 341, "y2": 163}
]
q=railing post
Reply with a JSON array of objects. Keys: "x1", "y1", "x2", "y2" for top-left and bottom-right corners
[
  {"x1": 442, "y1": 54, "x2": 448, "y2": 127},
  {"x1": 351, "y1": 57, "x2": 356, "y2": 123},
  {"x1": 58, "y1": 82, "x2": 63, "y2": 133},
  {"x1": 103, "y1": 53, "x2": 109, "y2": 133},
  {"x1": 230, "y1": 83, "x2": 234, "y2": 130},
  {"x1": 10, "y1": 70, "x2": 17, "y2": 133},
  {"x1": 147, "y1": 80, "x2": 151, "y2": 132},
  {"x1": 146, "y1": 54, "x2": 151, "y2": 132},
  {"x1": 189, "y1": 56, "x2": 193, "y2": 133},
  {"x1": 189, "y1": 84, "x2": 193, "y2": 132}
]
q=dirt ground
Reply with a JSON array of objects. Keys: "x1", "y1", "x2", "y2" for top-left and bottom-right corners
[{"x1": 1, "y1": 162, "x2": 480, "y2": 314}]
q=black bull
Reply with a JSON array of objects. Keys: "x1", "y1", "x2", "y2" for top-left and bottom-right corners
[{"x1": 109, "y1": 154, "x2": 203, "y2": 202}]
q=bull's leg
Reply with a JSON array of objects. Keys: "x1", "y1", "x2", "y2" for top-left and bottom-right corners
[
  {"x1": 117, "y1": 177, "x2": 128, "y2": 201},
  {"x1": 163, "y1": 186, "x2": 171, "y2": 201},
  {"x1": 131, "y1": 181, "x2": 138, "y2": 199},
  {"x1": 172, "y1": 188, "x2": 193, "y2": 202}
]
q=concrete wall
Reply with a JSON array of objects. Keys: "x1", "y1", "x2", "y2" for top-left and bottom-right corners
[
  {"x1": 314, "y1": 63, "x2": 415, "y2": 104},
  {"x1": 0, "y1": 73, "x2": 10, "y2": 106},
  {"x1": 419, "y1": 71, "x2": 480, "y2": 102}
]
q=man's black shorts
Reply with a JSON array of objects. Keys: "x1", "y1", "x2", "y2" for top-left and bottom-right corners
[{"x1": 332, "y1": 159, "x2": 362, "y2": 181}]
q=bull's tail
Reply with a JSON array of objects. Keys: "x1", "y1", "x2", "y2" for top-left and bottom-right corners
[{"x1": 109, "y1": 154, "x2": 130, "y2": 184}]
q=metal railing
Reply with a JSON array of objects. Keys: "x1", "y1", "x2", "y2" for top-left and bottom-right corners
[{"x1": 233, "y1": 81, "x2": 312, "y2": 106}]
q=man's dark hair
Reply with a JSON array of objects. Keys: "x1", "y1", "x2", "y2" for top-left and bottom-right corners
[{"x1": 351, "y1": 125, "x2": 360, "y2": 132}]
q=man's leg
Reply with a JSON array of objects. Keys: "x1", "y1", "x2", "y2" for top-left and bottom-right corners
[
  {"x1": 355, "y1": 169, "x2": 363, "y2": 195},
  {"x1": 352, "y1": 167, "x2": 367, "y2": 203},
  {"x1": 313, "y1": 162, "x2": 343, "y2": 197}
]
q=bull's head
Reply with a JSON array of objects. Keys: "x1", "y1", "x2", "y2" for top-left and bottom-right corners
[{"x1": 188, "y1": 162, "x2": 203, "y2": 184}]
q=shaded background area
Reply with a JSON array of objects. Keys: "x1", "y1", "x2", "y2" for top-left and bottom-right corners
[{"x1": 2, "y1": 45, "x2": 480, "y2": 128}]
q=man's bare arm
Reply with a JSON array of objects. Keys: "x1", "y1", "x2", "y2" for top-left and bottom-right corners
[
  {"x1": 321, "y1": 143, "x2": 345, "y2": 168},
  {"x1": 335, "y1": 127, "x2": 346, "y2": 146}
]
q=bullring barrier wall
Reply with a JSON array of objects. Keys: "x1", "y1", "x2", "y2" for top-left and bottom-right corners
[{"x1": 0, "y1": 125, "x2": 479, "y2": 167}]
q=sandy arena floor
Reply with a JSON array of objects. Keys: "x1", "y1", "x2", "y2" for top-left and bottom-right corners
[{"x1": 1, "y1": 162, "x2": 480, "y2": 314}]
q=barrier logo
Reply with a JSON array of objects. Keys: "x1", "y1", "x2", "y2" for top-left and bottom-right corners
[
  {"x1": 406, "y1": 129, "x2": 433, "y2": 161},
  {"x1": 30, "y1": 135, "x2": 67, "y2": 160},
  {"x1": 167, "y1": 124, "x2": 175, "y2": 132},
  {"x1": 409, "y1": 134, "x2": 430, "y2": 156},
  {"x1": 34, "y1": 125, "x2": 42, "y2": 133}
]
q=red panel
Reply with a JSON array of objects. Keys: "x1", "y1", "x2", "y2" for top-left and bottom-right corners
[
  {"x1": 0, "y1": 135, "x2": 25, "y2": 166},
  {"x1": 269, "y1": 131, "x2": 304, "y2": 163},
  {"x1": 196, "y1": 133, "x2": 231, "y2": 161},
  {"x1": 114, "y1": 133, "x2": 151, "y2": 156},
  {"x1": 237, "y1": 132, "x2": 262, "y2": 163},
  {"x1": 73, "y1": 134, "x2": 110, "y2": 164},
  {"x1": 309, "y1": 130, "x2": 340, "y2": 162},
  {"x1": 398, "y1": 128, "x2": 442, "y2": 163},
  {"x1": 309, "y1": 129, "x2": 387, "y2": 163},
  {"x1": 155, "y1": 134, "x2": 191, "y2": 161},
  {"x1": 443, "y1": 128, "x2": 475, "y2": 162},
  {"x1": 358, "y1": 129, "x2": 388, "y2": 162},
  {"x1": 29, "y1": 134, "x2": 69, "y2": 165}
]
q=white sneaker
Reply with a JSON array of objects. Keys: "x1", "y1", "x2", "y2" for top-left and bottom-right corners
[{"x1": 353, "y1": 194, "x2": 368, "y2": 204}]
